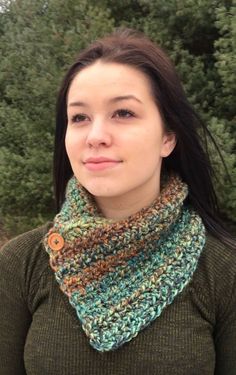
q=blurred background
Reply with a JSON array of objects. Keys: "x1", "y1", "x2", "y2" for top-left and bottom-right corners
[{"x1": 0, "y1": 0, "x2": 235, "y2": 243}]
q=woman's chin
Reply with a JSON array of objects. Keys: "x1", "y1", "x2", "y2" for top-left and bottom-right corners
[{"x1": 81, "y1": 181, "x2": 120, "y2": 198}]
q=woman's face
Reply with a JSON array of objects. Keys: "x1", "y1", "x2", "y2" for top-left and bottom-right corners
[{"x1": 66, "y1": 61, "x2": 175, "y2": 206}]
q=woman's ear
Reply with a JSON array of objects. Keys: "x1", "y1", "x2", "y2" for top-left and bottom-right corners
[{"x1": 161, "y1": 132, "x2": 177, "y2": 158}]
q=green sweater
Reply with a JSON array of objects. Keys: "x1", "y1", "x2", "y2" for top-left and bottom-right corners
[{"x1": 0, "y1": 223, "x2": 236, "y2": 375}]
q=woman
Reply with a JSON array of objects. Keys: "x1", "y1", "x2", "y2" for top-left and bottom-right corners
[{"x1": 0, "y1": 28, "x2": 235, "y2": 375}]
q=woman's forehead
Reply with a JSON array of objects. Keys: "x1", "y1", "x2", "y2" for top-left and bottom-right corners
[{"x1": 67, "y1": 61, "x2": 153, "y2": 104}]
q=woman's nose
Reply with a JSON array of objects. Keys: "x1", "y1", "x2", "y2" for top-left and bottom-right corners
[{"x1": 86, "y1": 119, "x2": 112, "y2": 148}]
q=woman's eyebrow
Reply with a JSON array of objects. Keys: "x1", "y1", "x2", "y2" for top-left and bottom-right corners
[
  {"x1": 68, "y1": 95, "x2": 143, "y2": 108},
  {"x1": 109, "y1": 95, "x2": 143, "y2": 104},
  {"x1": 68, "y1": 101, "x2": 88, "y2": 108}
]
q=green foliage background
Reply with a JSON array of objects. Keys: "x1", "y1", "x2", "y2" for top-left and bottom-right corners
[{"x1": 0, "y1": 0, "x2": 235, "y2": 235}]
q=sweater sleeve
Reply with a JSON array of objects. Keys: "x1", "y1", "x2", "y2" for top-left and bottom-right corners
[
  {"x1": 0, "y1": 245, "x2": 30, "y2": 374},
  {"x1": 214, "y1": 275, "x2": 236, "y2": 375},
  {"x1": 0, "y1": 224, "x2": 50, "y2": 375},
  {"x1": 212, "y1": 240, "x2": 236, "y2": 375}
]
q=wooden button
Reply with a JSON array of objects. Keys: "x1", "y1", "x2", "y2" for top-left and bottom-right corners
[{"x1": 48, "y1": 233, "x2": 64, "y2": 251}]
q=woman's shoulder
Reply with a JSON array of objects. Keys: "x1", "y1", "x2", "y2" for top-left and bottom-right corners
[
  {"x1": 192, "y1": 232, "x2": 236, "y2": 321},
  {"x1": 199, "y1": 233, "x2": 236, "y2": 278},
  {"x1": 1, "y1": 222, "x2": 52, "y2": 259},
  {"x1": 0, "y1": 223, "x2": 53, "y2": 293}
]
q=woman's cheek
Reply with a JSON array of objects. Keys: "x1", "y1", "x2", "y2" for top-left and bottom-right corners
[{"x1": 65, "y1": 131, "x2": 77, "y2": 159}]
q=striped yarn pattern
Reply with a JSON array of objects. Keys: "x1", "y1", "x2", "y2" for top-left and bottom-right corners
[{"x1": 44, "y1": 175, "x2": 205, "y2": 352}]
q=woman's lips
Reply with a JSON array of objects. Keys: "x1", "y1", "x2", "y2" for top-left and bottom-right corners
[{"x1": 83, "y1": 157, "x2": 122, "y2": 171}]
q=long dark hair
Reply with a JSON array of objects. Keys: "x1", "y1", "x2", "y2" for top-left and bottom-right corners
[{"x1": 54, "y1": 28, "x2": 235, "y2": 248}]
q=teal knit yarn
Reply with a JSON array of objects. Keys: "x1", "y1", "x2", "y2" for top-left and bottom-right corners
[{"x1": 44, "y1": 175, "x2": 206, "y2": 352}]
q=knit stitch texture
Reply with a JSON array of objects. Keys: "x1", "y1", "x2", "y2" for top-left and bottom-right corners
[{"x1": 44, "y1": 175, "x2": 205, "y2": 352}]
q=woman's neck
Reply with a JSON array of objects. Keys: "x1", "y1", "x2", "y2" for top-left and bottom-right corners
[{"x1": 95, "y1": 180, "x2": 160, "y2": 221}]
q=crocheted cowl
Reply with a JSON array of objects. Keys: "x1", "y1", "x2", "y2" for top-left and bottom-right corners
[{"x1": 44, "y1": 175, "x2": 205, "y2": 352}]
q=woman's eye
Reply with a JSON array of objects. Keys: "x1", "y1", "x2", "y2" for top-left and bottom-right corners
[
  {"x1": 113, "y1": 109, "x2": 135, "y2": 119},
  {"x1": 71, "y1": 114, "x2": 88, "y2": 123}
]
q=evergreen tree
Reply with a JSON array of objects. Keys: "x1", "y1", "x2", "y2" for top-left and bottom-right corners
[
  {"x1": 0, "y1": 0, "x2": 235, "y2": 235},
  {"x1": 0, "y1": 0, "x2": 114, "y2": 233}
]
